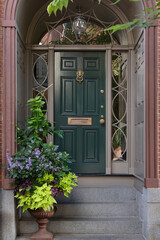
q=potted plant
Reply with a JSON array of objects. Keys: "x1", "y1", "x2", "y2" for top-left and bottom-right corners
[{"x1": 6, "y1": 96, "x2": 78, "y2": 240}]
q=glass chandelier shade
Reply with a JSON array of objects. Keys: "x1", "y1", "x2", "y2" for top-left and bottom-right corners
[{"x1": 72, "y1": 16, "x2": 87, "y2": 38}]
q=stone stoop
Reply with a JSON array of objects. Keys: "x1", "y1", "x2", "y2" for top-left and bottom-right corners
[
  {"x1": 17, "y1": 187, "x2": 145, "y2": 240},
  {"x1": 16, "y1": 234, "x2": 145, "y2": 240}
]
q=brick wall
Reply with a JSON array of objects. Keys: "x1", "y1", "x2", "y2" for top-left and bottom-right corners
[
  {"x1": 158, "y1": 21, "x2": 160, "y2": 179},
  {"x1": 0, "y1": 0, "x2": 5, "y2": 189}
]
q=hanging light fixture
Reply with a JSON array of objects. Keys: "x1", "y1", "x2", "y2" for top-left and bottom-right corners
[{"x1": 72, "y1": 7, "x2": 87, "y2": 38}]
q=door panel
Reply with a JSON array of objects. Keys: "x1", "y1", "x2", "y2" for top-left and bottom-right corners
[
  {"x1": 61, "y1": 127, "x2": 77, "y2": 163},
  {"x1": 55, "y1": 52, "x2": 105, "y2": 174},
  {"x1": 83, "y1": 128, "x2": 99, "y2": 163},
  {"x1": 61, "y1": 77, "x2": 76, "y2": 115},
  {"x1": 84, "y1": 79, "x2": 98, "y2": 115},
  {"x1": 61, "y1": 57, "x2": 77, "y2": 71}
]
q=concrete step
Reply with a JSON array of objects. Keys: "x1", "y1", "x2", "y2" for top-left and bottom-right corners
[
  {"x1": 16, "y1": 234, "x2": 145, "y2": 240},
  {"x1": 55, "y1": 202, "x2": 139, "y2": 218},
  {"x1": 22, "y1": 202, "x2": 139, "y2": 219},
  {"x1": 19, "y1": 217, "x2": 142, "y2": 235},
  {"x1": 56, "y1": 187, "x2": 136, "y2": 203}
]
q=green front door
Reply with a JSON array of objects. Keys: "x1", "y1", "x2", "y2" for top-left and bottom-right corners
[{"x1": 55, "y1": 52, "x2": 105, "y2": 174}]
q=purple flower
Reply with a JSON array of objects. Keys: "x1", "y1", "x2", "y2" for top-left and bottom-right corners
[
  {"x1": 26, "y1": 164, "x2": 30, "y2": 170},
  {"x1": 53, "y1": 145, "x2": 59, "y2": 151},
  {"x1": 6, "y1": 153, "x2": 13, "y2": 168},
  {"x1": 16, "y1": 160, "x2": 24, "y2": 170},
  {"x1": 52, "y1": 167, "x2": 58, "y2": 172},
  {"x1": 58, "y1": 152, "x2": 62, "y2": 156},
  {"x1": 25, "y1": 157, "x2": 32, "y2": 170},
  {"x1": 33, "y1": 148, "x2": 41, "y2": 158},
  {"x1": 28, "y1": 157, "x2": 32, "y2": 166}
]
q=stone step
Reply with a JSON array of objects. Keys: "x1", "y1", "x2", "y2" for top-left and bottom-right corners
[
  {"x1": 55, "y1": 202, "x2": 139, "y2": 218},
  {"x1": 16, "y1": 234, "x2": 145, "y2": 240},
  {"x1": 22, "y1": 202, "x2": 139, "y2": 220},
  {"x1": 56, "y1": 187, "x2": 136, "y2": 203},
  {"x1": 19, "y1": 217, "x2": 142, "y2": 235}
]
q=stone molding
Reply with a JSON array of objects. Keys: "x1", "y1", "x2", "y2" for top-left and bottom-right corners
[{"x1": 144, "y1": 25, "x2": 158, "y2": 188}]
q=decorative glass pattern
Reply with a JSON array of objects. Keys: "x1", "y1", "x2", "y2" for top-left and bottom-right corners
[
  {"x1": 39, "y1": 2, "x2": 119, "y2": 45},
  {"x1": 40, "y1": 22, "x2": 116, "y2": 45},
  {"x1": 112, "y1": 53, "x2": 128, "y2": 161},
  {"x1": 32, "y1": 53, "x2": 48, "y2": 111}
]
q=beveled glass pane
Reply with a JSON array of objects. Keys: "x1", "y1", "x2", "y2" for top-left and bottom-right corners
[
  {"x1": 34, "y1": 57, "x2": 47, "y2": 86},
  {"x1": 112, "y1": 91, "x2": 127, "y2": 123},
  {"x1": 112, "y1": 126, "x2": 127, "y2": 161},
  {"x1": 112, "y1": 53, "x2": 128, "y2": 162}
]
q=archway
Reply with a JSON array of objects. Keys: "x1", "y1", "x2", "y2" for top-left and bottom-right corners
[
  {"x1": 1, "y1": 1, "x2": 159, "y2": 239},
  {"x1": 2, "y1": 0, "x2": 158, "y2": 187},
  {"x1": 17, "y1": 0, "x2": 136, "y2": 176}
]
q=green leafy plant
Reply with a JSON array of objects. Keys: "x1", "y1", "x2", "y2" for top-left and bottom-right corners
[
  {"x1": 47, "y1": 0, "x2": 159, "y2": 33},
  {"x1": 6, "y1": 96, "x2": 78, "y2": 212},
  {"x1": 107, "y1": 0, "x2": 160, "y2": 33},
  {"x1": 57, "y1": 172, "x2": 78, "y2": 197},
  {"x1": 15, "y1": 181, "x2": 57, "y2": 212}
]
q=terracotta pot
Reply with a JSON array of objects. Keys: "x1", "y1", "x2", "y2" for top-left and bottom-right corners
[{"x1": 28, "y1": 206, "x2": 57, "y2": 240}]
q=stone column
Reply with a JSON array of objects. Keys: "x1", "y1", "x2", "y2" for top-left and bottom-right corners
[{"x1": 2, "y1": 20, "x2": 16, "y2": 189}]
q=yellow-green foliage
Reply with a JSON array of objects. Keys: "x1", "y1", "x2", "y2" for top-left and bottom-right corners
[
  {"x1": 58, "y1": 173, "x2": 77, "y2": 197},
  {"x1": 15, "y1": 182, "x2": 57, "y2": 212},
  {"x1": 15, "y1": 172, "x2": 78, "y2": 212},
  {"x1": 38, "y1": 173, "x2": 54, "y2": 184}
]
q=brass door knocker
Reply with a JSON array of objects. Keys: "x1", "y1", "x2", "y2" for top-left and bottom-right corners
[{"x1": 76, "y1": 70, "x2": 84, "y2": 84}]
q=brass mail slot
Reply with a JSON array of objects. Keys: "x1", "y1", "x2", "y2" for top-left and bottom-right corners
[{"x1": 68, "y1": 117, "x2": 92, "y2": 125}]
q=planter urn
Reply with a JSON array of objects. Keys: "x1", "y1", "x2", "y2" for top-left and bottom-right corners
[{"x1": 28, "y1": 206, "x2": 57, "y2": 240}]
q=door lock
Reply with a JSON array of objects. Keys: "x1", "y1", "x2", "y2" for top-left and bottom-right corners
[
  {"x1": 100, "y1": 105, "x2": 104, "y2": 109},
  {"x1": 100, "y1": 90, "x2": 104, "y2": 94}
]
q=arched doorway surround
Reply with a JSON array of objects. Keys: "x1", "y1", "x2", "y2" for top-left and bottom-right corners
[{"x1": 2, "y1": 0, "x2": 158, "y2": 188}]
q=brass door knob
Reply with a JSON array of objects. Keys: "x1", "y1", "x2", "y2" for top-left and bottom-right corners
[{"x1": 100, "y1": 119, "x2": 105, "y2": 124}]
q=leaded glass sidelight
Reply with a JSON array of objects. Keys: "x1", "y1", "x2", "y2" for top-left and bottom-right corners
[
  {"x1": 32, "y1": 53, "x2": 48, "y2": 111},
  {"x1": 112, "y1": 53, "x2": 128, "y2": 162}
]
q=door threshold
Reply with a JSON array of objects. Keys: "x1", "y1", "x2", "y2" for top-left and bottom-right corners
[
  {"x1": 77, "y1": 174, "x2": 133, "y2": 177},
  {"x1": 77, "y1": 175, "x2": 135, "y2": 187}
]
